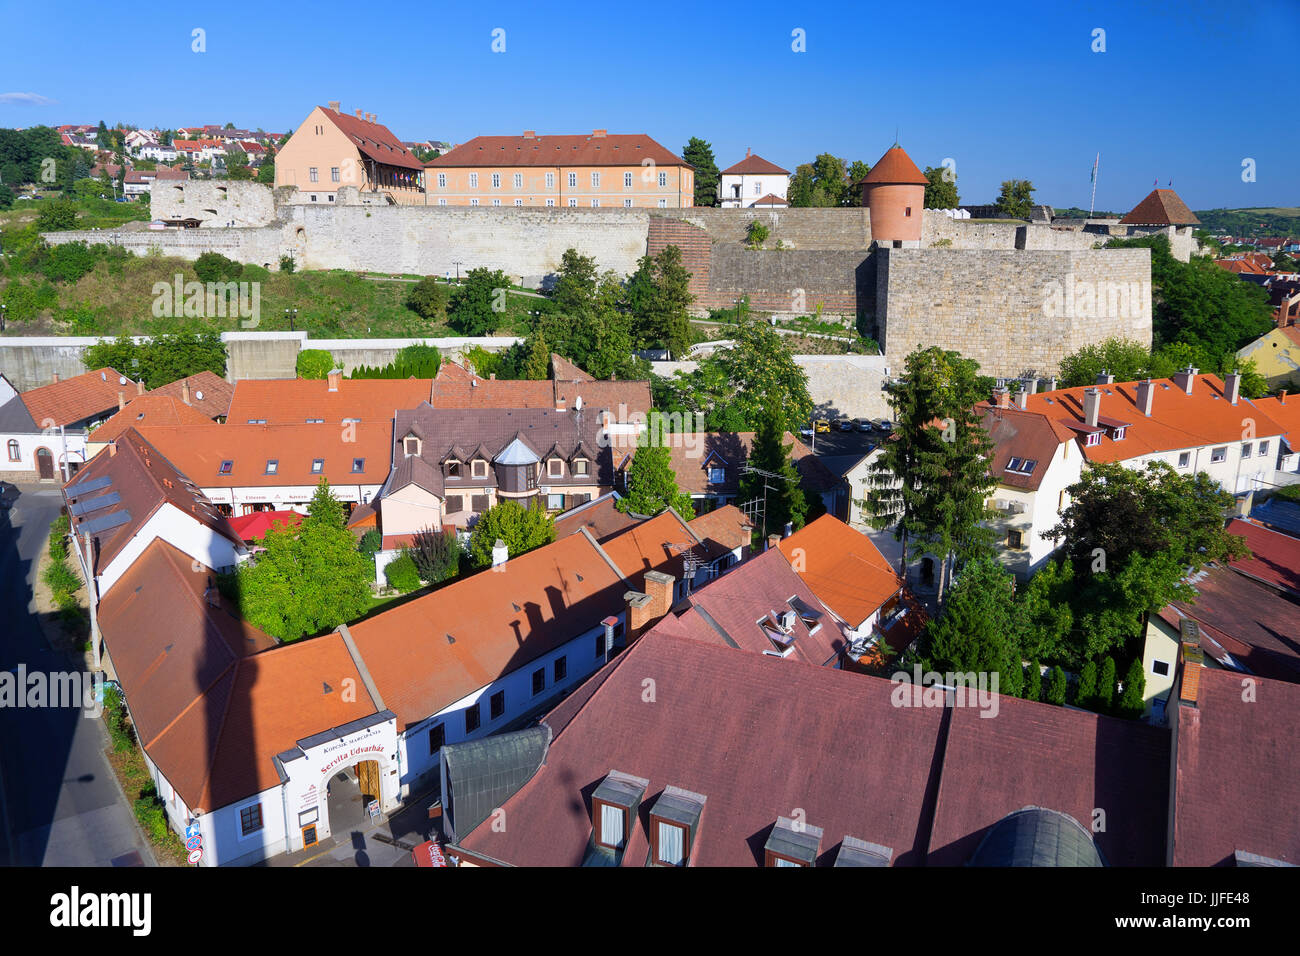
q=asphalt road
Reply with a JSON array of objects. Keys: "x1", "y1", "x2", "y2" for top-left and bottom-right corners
[{"x1": 0, "y1": 483, "x2": 155, "y2": 867}]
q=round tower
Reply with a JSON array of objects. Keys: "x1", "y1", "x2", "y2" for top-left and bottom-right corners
[{"x1": 862, "y1": 145, "x2": 928, "y2": 246}]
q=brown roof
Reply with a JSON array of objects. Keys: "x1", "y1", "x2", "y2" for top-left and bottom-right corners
[
  {"x1": 21, "y1": 367, "x2": 140, "y2": 428},
  {"x1": 226, "y1": 377, "x2": 432, "y2": 424},
  {"x1": 776, "y1": 515, "x2": 902, "y2": 628},
  {"x1": 650, "y1": 431, "x2": 840, "y2": 497},
  {"x1": 318, "y1": 106, "x2": 425, "y2": 171},
  {"x1": 553, "y1": 493, "x2": 643, "y2": 542},
  {"x1": 720, "y1": 153, "x2": 789, "y2": 176},
  {"x1": 751, "y1": 193, "x2": 789, "y2": 207},
  {"x1": 347, "y1": 530, "x2": 629, "y2": 730},
  {"x1": 596, "y1": 509, "x2": 700, "y2": 582},
  {"x1": 96, "y1": 539, "x2": 378, "y2": 810},
  {"x1": 861, "y1": 145, "x2": 928, "y2": 186},
  {"x1": 1226, "y1": 518, "x2": 1300, "y2": 597},
  {"x1": 147, "y1": 370, "x2": 233, "y2": 419},
  {"x1": 425, "y1": 132, "x2": 688, "y2": 169},
  {"x1": 63, "y1": 427, "x2": 242, "y2": 575},
  {"x1": 137, "y1": 422, "x2": 393, "y2": 487},
  {"x1": 1171, "y1": 666, "x2": 1300, "y2": 865},
  {"x1": 978, "y1": 405, "x2": 1073, "y2": 491},
  {"x1": 92, "y1": 394, "x2": 212, "y2": 443},
  {"x1": 1119, "y1": 188, "x2": 1200, "y2": 226},
  {"x1": 550, "y1": 353, "x2": 594, "y2": 382},
  {"x1": 685, "y1": 504, "x2": 753, "y2": 555}
]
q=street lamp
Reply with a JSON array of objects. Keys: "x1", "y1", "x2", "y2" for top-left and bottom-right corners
[
  {"x1": 451, "y1": 259, "x2": 464, "y2": 281},
  {"x1": 0, "y1": 303, "x2": 7, "y2": 332},
  {"x1": 284, "y1": 308, "x2": 298, "y2": 332}
]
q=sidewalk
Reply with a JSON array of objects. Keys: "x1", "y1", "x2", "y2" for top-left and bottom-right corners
[{"x1": 262, "y1": 783, "x2": 441, "y2": 868}]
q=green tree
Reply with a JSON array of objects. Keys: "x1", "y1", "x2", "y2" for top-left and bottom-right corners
[
  {"x1": 384, "y1": 553, "x2": 420, "y2": 593},
  {"x1": 296, "y1": 349, "x2": 335, "y2": 379},
  {"x1": 682, "y1": 137, "x2": 720, "y2": 207},
  {"x1": 551, "y1": 248, "x2": 599, "y2": 315},
  {"x1": 225, "y1": 150, "x2": 253, "y2": 181},
  {"x1": 236, "y1": 480, "x2": 371, "y2": 641},
  {"x1": 407, "y1": 526, "x2": 462, "y2": 584},
  {"x1": 864, "y1": 347, "x2": 997, "y2": 601},
  {"x1": 995, "y1": 179, "x2": 1035, "y2": 218},
  {"x1": 447, "y1": 267, "x2": 512, "y2": 336},
  {"x1": 704, "y1": 314, "x2": 813, "y2": 432},
  {"x1": 738, "y1": 409, "x2": 807, "y2": 536},
  {"x1": 1046, "y1": 665, "x2": 1068, "y2": 705},
  {"x1": 1098, "y1": 656, "x2": 1117, "y2": 713},
  {"x1": 256, "y1": 159, "x2": 275, "y2": 185},
  {"x1": 1024, "y1": 659, "x2": 1042, "y2": 702},
  {"x1": 1011, "y1": 556, "x2": 1076, "y2": 661},
  {"x1": 924, "y1": 557, "x2": 1023, "y2": 695},
  {"x1": 0, "y1": 184, "x2": 14, "y2": 209},
  {"x1": 467, "y1": 499, "x2": 556, "y2": 568},
  {"x1": 1076, "y1": 659, "x2": 1098, "y2": 708},
  {"x1": 193, "y1": 251, "x2": 243, "y2": 283},
  {"x1": 1118, "y1": 657, "x2": 1147, "y2": 718},
  {"x1": 923, "y1": 165, "x2": 959, "y2": 209},
  {"x1": 37, "y1": 198, "x2": 79, "y2": 231},
  {"x1": 617, "y1": 428, "x2": 695, "y2": 519},
  {"x1": 787, "y1": 153, "x2": 854, "y2": 207},
  {"x1": 406, "y1": 277, "x2": 448, "y2": 322},
  {"x1": 625, "y1": 245, "x2": 694, "y2": 357},
  {"x1": 1058, "y1": 337, "x2": 1154, "y2": 387}
]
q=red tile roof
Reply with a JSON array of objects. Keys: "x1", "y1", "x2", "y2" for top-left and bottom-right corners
[
  {"x1": 1226, "y1": 518, "x2": 1300, "y2": 595},
  {"x1": 720, "y1": 153, "x2": 789, "y2": 176},
  {"x1": 228, "y1": 509, "x2": 303, "y2": 541},
  {"x1": 1252, "y1": 395, "x2": 1300, "y2": 447},
  {"x1": 1171, "y1": 667, "x2": 1300, "y2": 865},
  {"x1": 650, "y1": 431, "x2": 840, "y2": 497},
  {"x1": 147, "y1": 370, "x2": 233, "y2": 420},
  {"x1": 1120, "y1": 188, "x2": 1200, "y2": 226},
  {"x1": 553, "y1": 493, "x2": 643, "y2": 542},
  {"x1": 425, "y1": 133, "x2": 688, "y2": 169},
  {"x1": 751, "y1": 193, "x2": 789, "y2": 207},
  {"x1": 21, "y1": 368, "x2": 140, "y2": 428},
  {"x1": 979, "y1": 405, "x2": 1075, "y2": 491},
  {"x1": 861, "y1": 145, "x2": 928, "y2": 186},
  {"x1": 685, "y1": 504, "x2": 753, "y2": 555},
  {"x1": 596, "y1": 508, "x2": 699, "y2": 583},
  {"x1": 226, "y1": 377, "x2": 432, "y2": 424},
  {"x1": 91, "y1": 394, "x2": 212, "y2": 443},
  {"x1": 318, "y1": 106, "x2": 425, "y2": 171},
  {"x1": 777, "y1": 515, "x2": 902, "y2": 627}
]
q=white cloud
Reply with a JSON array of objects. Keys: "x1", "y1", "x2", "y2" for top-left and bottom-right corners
[{"x1": 0, "y1": 92, "x2": 57, "y2": 105}]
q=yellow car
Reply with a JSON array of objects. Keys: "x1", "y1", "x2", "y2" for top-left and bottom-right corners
[{"x1": 813, "y1": 419, "x2": 831, "y2": 433}]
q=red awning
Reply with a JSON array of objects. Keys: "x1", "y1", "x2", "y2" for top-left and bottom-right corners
[
  {"x1": 228, "y1": 510, "x2": 303, "y2": 541},
  {"x1": 413, "y1": 838, "x2": 448, "y2": 867}
]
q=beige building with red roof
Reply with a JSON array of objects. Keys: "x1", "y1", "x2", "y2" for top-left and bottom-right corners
[
  {"x1": 719, "y1": 150, "x2": 789, "y2": 208},
  {"x1": 276, "y1": 103, "x2": 427, "y2": 205},
  {"x1": 424, "y1": 130, "x2": 694, "y2": 208}
]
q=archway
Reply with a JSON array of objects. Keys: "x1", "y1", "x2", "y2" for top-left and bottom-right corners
[
  {"x1": 35, "y1": 447, "x2": 54, "y2": 480},
  {"x1": 324, "y1": 759, "x2": 383, "y2": 838}
]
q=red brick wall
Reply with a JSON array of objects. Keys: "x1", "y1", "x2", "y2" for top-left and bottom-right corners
[{"x1": 647, "y1": 218, "x2": 711, "y2": 294}]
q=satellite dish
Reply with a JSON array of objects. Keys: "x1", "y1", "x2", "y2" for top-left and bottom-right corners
[
  {"x1": 119, "y1": 376, "x2": 127, "y2": 385},
  {"x1": 195, "y1": 390, "x2": 204, "y2": 400},
  {"x1": 574, "y1": 395, "x2": 583, "y2": 411}
]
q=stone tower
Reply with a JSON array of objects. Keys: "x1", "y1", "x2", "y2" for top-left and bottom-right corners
[{"x1": 862, "y1": 145, "x2": 928, "y2": 246}]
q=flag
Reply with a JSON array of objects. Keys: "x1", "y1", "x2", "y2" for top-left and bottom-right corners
[{"x1": 1153, "y1": 178, "x2": 1158, "y2": 186}]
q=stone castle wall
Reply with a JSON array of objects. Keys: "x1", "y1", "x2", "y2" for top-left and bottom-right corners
[{"x1": 151, "y1": 180, "x2": 278, "y2": 229}]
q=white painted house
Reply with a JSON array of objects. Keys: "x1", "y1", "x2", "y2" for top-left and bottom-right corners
[{"x1": 719, "y1": 151, "x2": 790, "y2": 208}]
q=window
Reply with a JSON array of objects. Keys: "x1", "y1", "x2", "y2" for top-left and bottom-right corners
[
  {"x1": 514, "y1": 199, "x2": 523, "y2": 206},
  {"x1": 513, "y1": 173, "x2": 522, "y2": 189},
  {"x1": 265, "y1": 459, "x2": 278, "y2": 475},
  {"x1": 568, "y1": 172, "x2": 577, "y2": 187},
  {"x1": 591, "y1": 199, "x2": 600, "y2": 207},
  {"x1": 1007, "y1": 530, "x2": 1024, "y2": 549},
  {"x1": 218, "y1": 460, "x2": 233, "y2": 475},
  {"x1": 1085, "y1": 432, "x2": 1102, "y2": 447},
  {"x1": 1259, "y1": 441, "x2": 1270, "y2": 457},
  {"x1": 624, "y1": 172, "x2": 633, "y2": 188},
  {"x1": 601, "y1": 805, "x2": 625, "y2": 849},
  {"x1": 331, "y1": 167, "x2": 340, "y2": 182},
  {"x1": 548, "y1": 458, "x2": 564, "y2": 477},
  {"x1": 656, "y1": 822, "x2": 685, "y2": 865},
  {"x1": 708, "y1": 466, "x2": 726, "y2": 484},
  {"x1": 491, "y1": 173, "x2": 500, "y2": 188},
  {"x1": 305, "y1": 417, "x2": 323, "y2": 424},
  {"x1": 1242, "y1": 442, "x2": 1253, "y2": 458},
  {"x1": 328, "y1": 194, "x2": 334, "y2": 202},
  {"x1": 437, "y1": 173, "x2": 446, "y2": 188},
  {"x1": 546, "y1": 172, "x2": 555, "y2": 189},
  {"x1": 309, "y1": 167, "x2": 318, "y2": 182},
  {"x1": 754, "y1": 181, "x2": 762, "y2": 195},
  {"x1": 1152, "y1": 660, "x2": 1170, "y2": 677},
  {"x1": 545, "y1": 199, "x2": 555, "y2": 207},
  {"x1": 554, "y1": 656, "x2": 567, "y2": 682},
  {"x1": 905, "y1": 206, "x2": 912, "y2": 217},
  {"x1": 470, "y1": 198, "x2": 479, "y2": 206},
  {"x1": 492, "y1": 199, "x2": 501, "y2": 206},
  {"x1": 527, "y1": 667, "x2": 545, "y2": 696},
  {"x1": 658, "y1": 171, "x2": 667, "y2": 187},
  {"x1": 547, "y1": 493, "x2": 565, "y2": 509},
  {"x1": 447, "y1": 461, "x2": 462, "y2": 479},
  {"x1": 490, "y1": 690, "x2": 505, "y2": 720},
  {"x1": 657, "y1": 198, "x2": 667, "y2": 208},
  {"x1": 472, "y1": 459, "x2": 488, "y2": 478},
  {"x1": 6, "y1": 440, "x2": 18, "y2": 462},
  {"x1": 239, "y1": 804, "x2": 263, "y2": 836},
  {"x1": 1058, "y1": 489, "x2": 1068, "y2": 511},
  {"x1": 1178, "y1": 451, "x2": 1191, "y2": 468},
  {"x1": 310, "y1": 195, "x2": 317, "y2": 202},
  {"x1": 1007, "y1": 457, "x2": 1022, "y2": 472},
  {"x1": 591, "y1": 172, "x2": 600, "y2": 188},
  {"x1": 1210, "y1": 447, "x2": 1227, "y2": 463},
  {"x1": 624, "y1": 198, "x2": 633, "y2": 208},
  {"x1": 311, "y1": 458, "x2": 324, "y2": 474},
  {"x1": 247, "y1": 418, "x2": 266, "y2": 425},
  {"x1": 465, "y1": 702, "x2": 480, "y2": 733},
  {"x1": 568, "y1": 198, "x2": 577, "y2": 207},
  {"x1": 469, "y1": 172, "x2": 479, "y2": 188},
  {"x1": 428, "y1": 723, "x2": 444, "y2": 754},
  {"x1": 572, "y1": 458, "x2": 589, "y2": 476},
  {"x1": 438, "y1": 198, "x2": 447, "y2": 206},
  {"x1": 351, "y1": 458, "x2": 365, "y2": 473},
  {"x1": 596, "y1": 632, "x2": 607, "y2": 658}
]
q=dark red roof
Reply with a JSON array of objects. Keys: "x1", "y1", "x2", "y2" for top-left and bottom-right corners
[
  {"x1": 425, "y1": 133, "x2": 688, "y2": 169},
  {"x1": 720, "y1": 153, "x2": 789, "y2": 176},
  {"x1": 1226, "y1": 518, "x2": 1300, "y2": 596},
  {"x1": 1120, "y1": 188, "x2": 1200, "y2": 226},
  {"x1": 318, "y1": 106, "x2": 424, "y2": 171},
  {"x1": 862, "y1": 145, "x2": 927, "y2": 186},
  {"x1": 228, "y1": 510, "x2": 302, "y2": 541}
]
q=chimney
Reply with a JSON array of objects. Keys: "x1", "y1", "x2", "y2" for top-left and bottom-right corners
[
  {"x1": 1096, "y1": 369, "x2": 1114, "y2": 385},
  {"x1": 591, "y1": 129, "x2": 607, "y2": 138},
  {"x1": 491, "y1": 539, "x2": 509, "y2": 568},
  {"x1": 52, "y1": 372, "x2": 59, "y2": 383},
  {"x1": 1178, "y1": 619, "x2": 1203, "y2": 706},
  {"x1": 1172, "y1": 366, "x2": 1198, "y2": 395},
  {"x1": 522, "y1": 130, "x2": 535, "y2": 139},
  {"x1": 137, "y1": 379, "x2": 145, "y2": 396},
  {"x1": 766, "y1": 533, "x2": 782, "y2": 551},
  {"x1": 1224, "y1": 370, "x2": 1241, "y2": 405},
  {"x1": 182, "y1": 380, "x2": 190, "y2": 405},
  {"x1": 626, "y1": 571, "x2": 675, "y2": 638},
  {"x1": 1083, "y1": 387, "x2": 1101, "y2": 428},
  {"x1": 1013, "y1": 387, "x2": 1028, "y2": 411},
  {"x1": 993, "y1": 385, "x2": 1011, "y2": 409},
  {"x1": 328, "y1": 101, "x2": 340, "y2": 113},
  {"x1": 1281, "y1": 389, "x2": 1288, "y2": 405},
  {"x1": 556, "y1": 396, "x2": 566, "y2": 412},
  {"x1": 117, "y1": 391, "x2": 125, "y2": 410},
  {"x1": 327, "y1": 369, "x2": 341, "y2": 392},
  {"x1": 600, "y1": 615, "x2": 619, "y2": 660},
  {"x1": 1043, "y1": 376, "x2": 1057, "y2": 392},
  {"x1": 355, "y1": 109, "x2": 363, "y2": 119},
  {"x1": 745, "y1": 147, "x2": 751, "y2": 158},
  {"x1": 489, "y1": 373, "x2": 495, "y2": 380},
  {"x1": 1136, "y1": 379, "x2": 1155, "y2": 416},
  {"x1": 108, "y1": 441, "x2": 117, "y2": 457}
]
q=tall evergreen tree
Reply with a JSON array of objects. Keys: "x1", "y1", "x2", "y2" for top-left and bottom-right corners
[
  {"x1": 682, "y1": 137, "x2": 720, "y2": 208},
  {"x1": 1076, "y1": 659, "x2": 1098, "y2": 709},
  {"x1": 1097, "y1": 656, "x2": 1118, "y2": 714},
  {"x1": 617, "y1": 432, "x2": 694, "y2": 519},
  {"x1": 1118, "y1": 657, "x2": 1147, "y2": 719},
  {"x1": 625, "y1": 245, "x2": 694, "y2": 358},
  {"x1": 738, "y1": 409, "x2": 808, "y2": 538},
  {"x1": 923, "y1": 556, "x2": 1020, "y2": 691},
  {"x1": 1024, "y1": 659, "x2": 1042, "y2": 702},
  {"x1": 1046, "y1": 666, "x2": 1068, "y2": 706}
]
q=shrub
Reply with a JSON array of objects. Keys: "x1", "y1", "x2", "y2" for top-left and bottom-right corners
[
  {"x1": 194, "y1": 251, "x2": 243, "y2": 283},
  {"x1": 408, "y1": 527, "x2": 461, "y2": 584},
  {"x1": 296, "y1": 349, "x2": 335, "y2": 379},
  {"x1": 1118, "y1": 657, "x2": 1147, "y2": 719},
  {"x1": 406, "y1": 277, "x2": 448, "y2": 322},
  {"x1": 1076, "y1": 659, "x2": 1098, "y2": 708},
  {"x1": 279, "y1": 254, "x2": 296, "y2": 273},
  {"x1": 42, "y1": 241, "x2": 97, "y2": 283},
  {"x1": 49, "y1": 513, "x2": 70, "y2": 559},
  {"x1": 357, "y1": 528, "x2": 381, "y2": 559},
  {"x1": 1097, "y1": 656, "x2": 1117, "y2": 713},
  {"x1": 133, "y1": 785, "x2": 172, "y2": 844},
  {"x1": 36, "y1": 198, "x2": 78, "y2": 231},
  {"x1": 746, "y1": 220, "x2": 769, "y2": 248},
  {"x1": 241, "y1": 263, "x2": 271, "y2": 281},
  {"x1": 42, "y1": 558, "x2": 80, "y2": 599},
  {"x1": 1046, "y1": 666, "x2": 1068, "y2": 706},
  {"x1": 384, "y1": 553, "x2": 420, "y2": 593},
  {"x1": 1023, "y1": 659, "x2": 1041, "y2": 702}
]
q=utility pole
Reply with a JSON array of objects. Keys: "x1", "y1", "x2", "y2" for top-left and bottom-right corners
[
  {"x1": 1089, "y1": 152, "x2": 1100, "y2": 218},
  {"x1": 740, "y1": 464, "x2": 797, "y2": 542}
]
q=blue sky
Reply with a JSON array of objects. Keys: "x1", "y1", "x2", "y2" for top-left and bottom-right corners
[{"x1": 2, "y1": 0, "x2": 1296, "y2": 210}]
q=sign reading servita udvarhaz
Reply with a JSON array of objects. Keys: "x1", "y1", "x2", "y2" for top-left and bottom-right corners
[{"x1": 316, "y1": 724, "x2": 389, "y2": 777}]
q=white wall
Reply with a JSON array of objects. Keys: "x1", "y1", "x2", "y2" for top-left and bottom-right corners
[
  {"x1": 0, "y1": 428, "x2": 88, "y2": 477},
  {"x1": 719, "y1": 173, "x2": 789, "y2": 208},
  {"x1": 200, "y1": 481, "x2": 382, "y2": 515},
  {"x1": 96, "y1": 502, "x2": 243, "y2": 598}
]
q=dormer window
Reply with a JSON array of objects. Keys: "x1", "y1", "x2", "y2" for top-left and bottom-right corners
[
  {"x1": 446, "y1": 460, "x2": 462, "y2": 479},
  {"x1": 472, "y1": 459, "x2": 488, "y2": 479},
  {"x1": 1005, "y1": 458, "x2": 1037, "y2": 475},
  {"x1": 764, "y1": 816, "x2": 824, "y2": 867},
  {"x1": 1110, "y1": 426, "x2": 1126, "y2": 441},
  {"x1": 590, "y1": 771, "x2": 649, "y2": 852},
  {"x1": 548, "y1": 458, "x2": 564, "y2": 478},
  {"x1": 572, "y1": 457, "x2": 589, "y2": 477},
  {"x1": 708, "y1": 466, "x2": 726, "y2": 484},
  {"x1": 1085, "y1": 432, "x2": 1102, "y2": 448},
  {"x1": 403, "y1": 435, "x2": 421, "y2": 458},
  {"x1": 760, "y1": 609, "x2": 799, "y2": 655},
  {"x1": 649, "y1": 786, "x2": 706, "y2": 867},
  {"x1": 788, "y1": 596, "x2": 823, "y2": 633},
  {"x1": 351, "y1": 458, "x2": 365, "y2": 473}
]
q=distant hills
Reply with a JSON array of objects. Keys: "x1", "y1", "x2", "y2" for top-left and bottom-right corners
[{"x1": 1192, "y1": 207, "x2": 1300, "y2": 239}]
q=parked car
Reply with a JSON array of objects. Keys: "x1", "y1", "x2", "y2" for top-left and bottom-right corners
[
  {"x1": 856, "y1": 418, "x2": 873, "y2": 432},
  {"x1": 798, "y1": 424, "x2": 814, "y2": 439},
  {"x1": 837, "y1": 419, "x2": 854, "y2": 432},
  {"x1": 814, "y1": 419, "x2": 830, "y2": 433},
  {"x1": 876, "y1": 419, "x2": 894, "y2": 433}
]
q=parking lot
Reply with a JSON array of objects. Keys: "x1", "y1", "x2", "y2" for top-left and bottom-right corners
[{"x1": 798, "y1": 420, "x2": 889, "y2": 458}]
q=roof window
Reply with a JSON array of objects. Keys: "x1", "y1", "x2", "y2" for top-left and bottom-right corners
[
  {"x1": 649, "y1": 786, "x2": 706, "y2": 867},
  {"x1": 764, "y1": 816, "x2": 824, "y2": 867}
]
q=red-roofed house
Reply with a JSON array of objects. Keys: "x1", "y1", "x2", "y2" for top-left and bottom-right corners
[
  {"x1": 719, "y1": 150, "x2": 789, "y2": 208},
  {"x1": 276, "y1": 103, "x2": 426, "y2": 205}
]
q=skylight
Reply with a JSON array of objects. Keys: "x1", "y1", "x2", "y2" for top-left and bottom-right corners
[{"x1": 218, "y1": 460, "x2": 233, "y2": 475}]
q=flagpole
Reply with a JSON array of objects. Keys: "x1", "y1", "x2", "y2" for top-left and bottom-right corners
[{"x1": 1089, "y1": 152, "x2": 1099, "y2": 217}]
